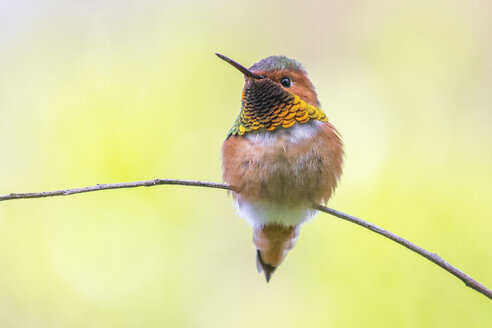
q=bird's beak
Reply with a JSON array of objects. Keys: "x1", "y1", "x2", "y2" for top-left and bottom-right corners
[{"x1": 216, "y1": 53, "x2": 264, "y2": 80}]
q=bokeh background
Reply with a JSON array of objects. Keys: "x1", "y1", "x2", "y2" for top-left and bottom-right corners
[{"x1": 0, "y1": 0, "x2": 491, "y2": 327}]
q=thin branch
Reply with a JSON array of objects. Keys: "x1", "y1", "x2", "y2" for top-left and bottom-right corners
[
  {"x1": 0, "y1": 179, "x2": 490, "y2": 300},
  {"x1": 0, "y1": 179, "x2": 233, "y2": 201},
  {"x1": 315, "y1": 204, "x2": 492, "y2": 301}
]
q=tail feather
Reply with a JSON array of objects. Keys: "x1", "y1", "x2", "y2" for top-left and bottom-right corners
[
  {"x1": 253, "y1": 224, "x2": 299, "y2": 282},
  {"x1": 256, "y1": 250, "x2": 276, "y2": 282}
]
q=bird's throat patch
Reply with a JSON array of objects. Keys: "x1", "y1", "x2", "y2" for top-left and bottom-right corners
[{"x1": 228, "y1": 79, "x2": 328, "y2": 137}]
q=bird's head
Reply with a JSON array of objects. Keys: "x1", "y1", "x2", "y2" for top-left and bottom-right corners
[{"x1": 217, "y1": 54, "x2": 327, "y2": 136}]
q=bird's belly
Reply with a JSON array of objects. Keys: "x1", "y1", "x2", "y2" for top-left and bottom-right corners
[
  {"x1": 222, "y1": 121, "x2": 343, "y2": 227},
  {"x1": 236, "y1": 198, "x2": 316, "y2": 227},
  {"x1": 241, "y1": 143, "x2": 319, "y2": 203}
]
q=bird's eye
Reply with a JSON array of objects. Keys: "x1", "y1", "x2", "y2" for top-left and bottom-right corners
[{"x1": 280, "y1": 77, "x2": 292, "y2": 88}]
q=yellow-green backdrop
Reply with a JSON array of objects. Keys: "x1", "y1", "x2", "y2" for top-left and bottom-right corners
[{"x1": 0, "y1": 0, "x2": 491, "y2": 327}]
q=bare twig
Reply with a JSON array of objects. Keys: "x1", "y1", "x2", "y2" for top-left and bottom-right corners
[
  {"x1": 0, "y1": 179, "x2": 490, "y2": 300},
  {"x1": 0, "y1": 179, "x2": 233, "y2": 201},
  {"x1": 315, "y1": 204, "x2": 492, "y2": 300}
]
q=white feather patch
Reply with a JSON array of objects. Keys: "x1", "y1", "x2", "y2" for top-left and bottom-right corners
[
  {"x1": 234, "y1": 199, "x2": 317, "y2": 228},
  {"x1": 245, "y1": 120, "x2": 322, "y2": 145}
]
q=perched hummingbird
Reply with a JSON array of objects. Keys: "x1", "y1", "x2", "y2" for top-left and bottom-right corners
[{"x1": 217, "y1": 53, "x2": 343, "y2": 282}]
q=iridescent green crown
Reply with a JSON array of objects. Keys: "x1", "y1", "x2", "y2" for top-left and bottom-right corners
[{"x1": 249, "y1": 55, "x2": 304, "y2": 73}]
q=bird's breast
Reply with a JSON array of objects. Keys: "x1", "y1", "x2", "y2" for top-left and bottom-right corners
[{"x1": 222, "y1": 121, "x2": 343, "y2": 208}]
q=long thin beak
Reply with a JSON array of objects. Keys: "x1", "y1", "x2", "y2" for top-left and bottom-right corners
[{"x1": 216, "y1": 53, "x2": 264, "y2": 79}]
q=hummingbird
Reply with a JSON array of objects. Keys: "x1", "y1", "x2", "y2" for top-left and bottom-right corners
[{"x1": 217, "y1": 53, "x2": 343, "y2": 282}]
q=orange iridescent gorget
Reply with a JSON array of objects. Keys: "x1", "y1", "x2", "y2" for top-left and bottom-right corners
[{"x1": 228, "y1": 78, "x2": 328, "y2": 136}]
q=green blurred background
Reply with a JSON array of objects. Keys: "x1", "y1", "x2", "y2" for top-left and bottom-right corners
[{"x1": 0, "y1": 0, "x2": 491, "y2": 327}]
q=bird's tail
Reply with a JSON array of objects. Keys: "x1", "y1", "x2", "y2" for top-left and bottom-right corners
[{"x1": 253, "y1": 224, "x2": 299, "y2": 282}]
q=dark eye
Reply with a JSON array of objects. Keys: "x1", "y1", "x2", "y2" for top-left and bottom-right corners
[{"x1": 280, "y1": 77, "x2": 292, "y2": 88}]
